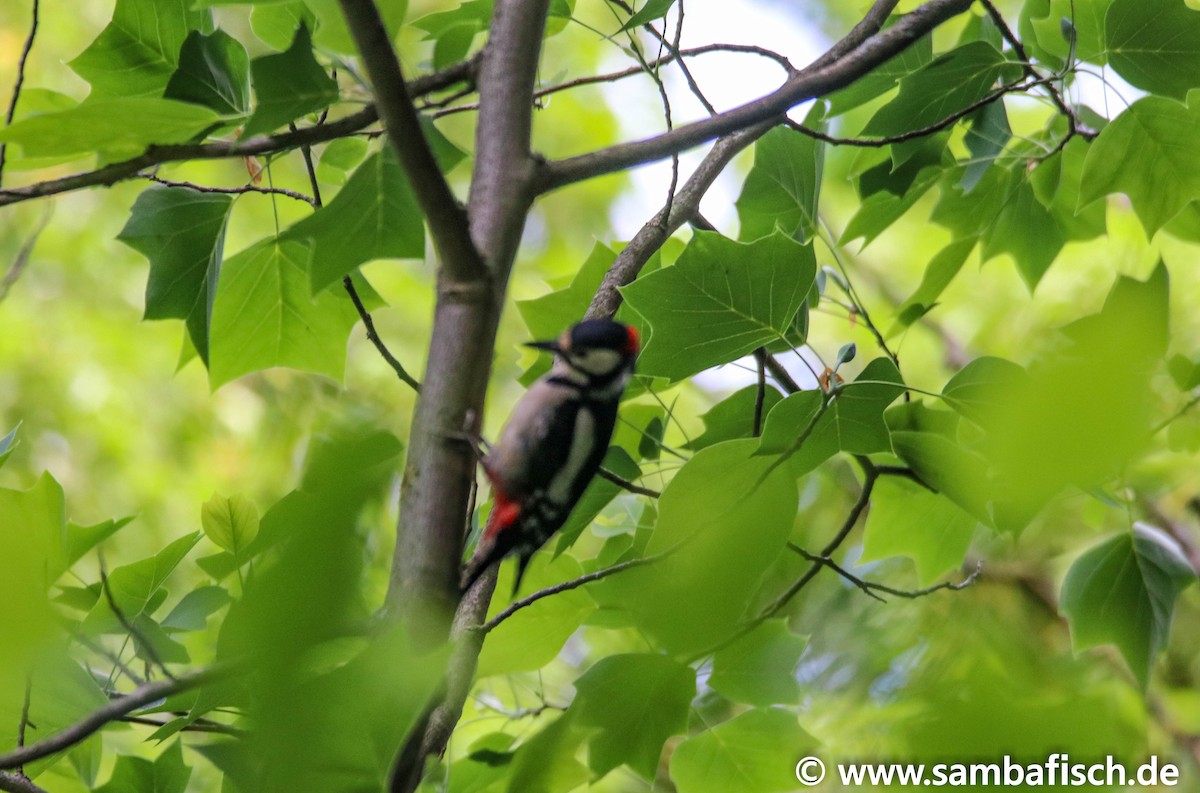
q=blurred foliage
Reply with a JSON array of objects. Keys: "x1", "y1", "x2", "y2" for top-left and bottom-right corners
[{"x1": 1, "y1": 0, "x2": 1199, "y2": 791}]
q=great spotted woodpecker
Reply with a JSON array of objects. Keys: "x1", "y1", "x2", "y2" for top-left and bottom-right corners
[{"x1": 460, "y1": 319, "x2": 640, "y2": 593}]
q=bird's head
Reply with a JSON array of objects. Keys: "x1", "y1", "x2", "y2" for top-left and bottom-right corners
[{"x1": 527, "y1": 319, "x2": 639, "y2": 379}]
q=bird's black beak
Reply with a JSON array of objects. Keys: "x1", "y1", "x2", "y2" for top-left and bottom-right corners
[{"x1": 525, "y1": 339, "x2": 562, "y2": 354}]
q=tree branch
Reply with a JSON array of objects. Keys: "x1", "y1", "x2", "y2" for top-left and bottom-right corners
[
  {"x1": 0, "y1": 59, "x2": 476, "y2": 207},
  {"x1": 433, "y1": 43, "x2": 796, "y2": 118},
  {"x1": 0, "y1": 667, "x2": 222, "y2": 771},
  {"x1": 596, "y1": 467, "x2": 661, "y2": 497},
  {"x1": 337, "y1": 0, "x2": 484, "y2": 283},
  {"x1": 387, "y1": 0, "x2": 555, "y2": 790},
  {"x1": 537, "y1": 0, "x2": 973, "y2": 193},
  {"x1": 480, "y1": 551, "x2": 668, "y2": 633},
  {"x1": 0, "y1": 0, "x2": 39, "y2": 188},
  {"x1": 790, "y1": 543, "x2": 982, "y2": 601},
  {"x1": 0, "y1": 772, "x2": 46, "y2": 793}
]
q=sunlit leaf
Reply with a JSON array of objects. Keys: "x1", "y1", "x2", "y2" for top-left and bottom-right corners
[
  {"x1": 201, "y1": 492, "x2": 261, "y2": 557},
  {"x1": 1106, "y1": 0, "x2": 1200, "y2": 99},
  {"x1": 862, "y1": 477, "x2": 978, "y2": 584},
  {"x1": 621, "y1": 231, "x2": 815, "y2": 381},
  {"x1": 572, "y1": 653, "x2": 694, "y2": 778},
  {"x1": 669, "y1": 708, "x2": 816, "y2": 793},
  {"x1": 710, "y1": 620, "x2": 807, "y2": 706},
  {"x1": 208, "y1": 238, "x2": 361, "y2": 387},
  {"x1": 736, "y1": 112, "x2": 825, "y2": 244}
]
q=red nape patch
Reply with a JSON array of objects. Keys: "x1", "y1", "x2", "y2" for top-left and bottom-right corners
[
  {"x1": 624, "y1": 325, "x2": 640, "y2": 354},
  {"x1": 484, "y1": 491, "x2": 522, "y2": 541}
]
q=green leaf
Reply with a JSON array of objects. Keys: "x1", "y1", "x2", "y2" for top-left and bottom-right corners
[
  {"x1": 941, "y1": 356, "x2": 1027, "y2": 425},
  {"x1": 736, "y1": 117, "x2": 824, "y2": 244},
  {"x1": 0, "y1": 423, "x2": 20, "y2": 470},
  {"x1": 162, "y1": 585, "x2": 232, "y2": 631},
  {"x1": 1079, "y1": 96, "x2": 1200, "y2": 236},
  {"x1": 982, "y1": 264, "x2": 1168, "y2": 521},
  {"x1": 687, "y1": 385, "x2": 784, "y2": 451},
  {"x1": 85, "y1": 532, "x2": 203, "y2": 633},
  {"x1": 251, "y1": 3, "x2": 317, "y2": 51},
  {"x1": 118, "y1": 186, "x2": 233, "y2": 363},
  {"x1": 164, "y1": 29, "x2": 251, "y2": 116},
  {"x1": 841, "y1": 164, "x2": 942, "y2": 245},
  {"x1": 1168, "y1": 353, "x2": 1200, "y2": 390},
  {"x1": 862, "y1": 42, "x2": 1007, "y2": 138},
  {"x1": 208, "y1": 238, "x2": 361, "y2": 387},
  {"x1": 572, "y1": 654, "x2": 694, "y2": 778},
  {"x1": 710, "y1": 620, "x2": 807, "y2": 706},
  {"x1": 861, "y1": 477, "x2": 978, "y2": 585},
  {"x1": 1021, "y1": 0, "x2": 1110, "y2": 68},
  {"x1": 590, "y1": 440, "x2": 797, "y2": 654},
  {"x1": 201, "y1": 493, "x2": 261, "y2": 558},
  {"x1": 242, "y1": 25, "x2": 339, "y2": 137},
  {"x1": 757, "y1": 358, "x2": 905, "y2": 475},
  {"x1": 889, "y1": 237, "x2": 976, "y2": 334},
  {"x1": 95, "y1": 739, "x2": 191, "y2": 793},
  {"x1": 316, "y1": 137, "x2": 369, "y2": 185},
  {"x1": 196, "y1": 551, "x2": 240, "y2": 582},
  {"x1": 476, "y1": 554, "x2": 593, "y2": 676},
  {"x1": 980, "y1": 177, "x2": 1065, "y2": 289},
  {"x1": 1061, "y1": 525, "x2": 1197, "y2": 686},
  {"x1": 284, "y1": 148, "x2": 425, "y2": 293},
  {"x1": 0, "y1": 98, "x2": 221, "y2": 160},
  {"x1": 506, "y1": 714, "x2": 589, "y2": 793},
  {"x1": 69, "y1": 0, "x2": 209, "y2": 97},
  {"x1": 66, "y1": 516, "x2": 135, "y2": 566},
  {"x1": 826, "y1": 26, "x2": 933, "y2": 115},
  {"x1": 669, "y1": 708, "x2": 815, "y2": 793},
  {"x1": 0, "y1": 473, "x2": 65, "y2": 677},
  {"x1": 1106, "y1": 0, "x2": 1200, "y2": 100},
  {"x1": 518, "y1": 243, "x2": 615, "y2": 340},
  {"x1": 959, "y1": 100, "x2": 1011, "y2": 193},
  {"x1": 1028, "y1": 136, "x2": 1107, "y2": 242},
  {"x1": 620, "y1": 231, "x2": 815, "y2": 381},
  {"x1": 620, "y1": 0, "x2": 675, "y2": 31}
]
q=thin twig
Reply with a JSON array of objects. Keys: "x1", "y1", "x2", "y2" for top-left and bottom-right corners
[
  {"x1": 538, "y1": 0, "x2": 973, "y2": 192},
  {"x1": 790, "y1": 543, "x2": 982, "y2": 601},
  {"x1": 0, "y1": 203, "x2": 51, "y2": 304},
  {"x1": 434, "y1": 43, "x2": 795, "y2": 118},
  {"x1": 480, "y1": 551, "x2": 668, "y2": 633},
  {"x1": 759, "y1": 349, "x2": 802, "y2": 394},
  {"x1": 141, "y1": 173, "x2": 316, "y2": 206},
  {"x1": 118, "y1": 715, "x2": 244, "y2": 737},
  {"x1": 874, "y1": 464, "x2": 936, "y2": 491},
  {"x1": 98, "y1": 554, "x2": 176, "y2": 682},
  {"x1": 0, "y1": 0, "x2": 39, "y2": 187},
  {"x1": 596, "y1": 467, "x2": 661, "y2": 497},
  {"x1": 753, "y1": 349, "x2": 767, "y2": 437},
  {"x1": 0, "y1": 667, "x2": 225, "y2": 770},
  {"x1": 16, "y1": 676, "x2": 31, "y2": 776},
  {"x1": 0, "y1": 58, "x2": 477, "y2": 207},
  {"x1": 291, "y1": 120, "x2": 423, "y2": 392},
  {"x1": 785, "y1": 76, "x2": 1053, "y2": 148}
]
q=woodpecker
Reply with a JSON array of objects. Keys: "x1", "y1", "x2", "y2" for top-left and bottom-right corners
[{"x1": 461, "y1": 318, "x2": 640, "y2": 593}]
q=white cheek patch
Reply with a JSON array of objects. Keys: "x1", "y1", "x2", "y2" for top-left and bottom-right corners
[{"x1": 573, "y1": 349, "x2": 622, "y2": 375}]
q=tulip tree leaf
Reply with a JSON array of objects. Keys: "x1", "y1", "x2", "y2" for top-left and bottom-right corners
[
  {"x1": 69, "y1": 0, "x2": 209, "y2": 98},
  {"x1": 208, "y1": 238, "x2": 361, "y2": 387},
  {"x1": 621, "y1": 231, "x2": 815, "y2": 381},
  {"x1": 285, "y1": 148, "x2": 425, "y2": 293},
  {"x1": 736, "y1": 116, "x2": 825, "y2": 244},
  {"x1": 1061, "y1": 525, "x2": 1197, "y2": 687},
  {"x1": 1080, "y1": 97, "x2": 1200, "y2": 236},
  {"x1": 118, "y1": 187, "x2": 234, "y2": 363},
  {"x1": 710, "y1": 620, "x2": 807, "y2": 706},
  {"x1": 572, "y1": 653, "x2": 694, "y2": 778},
  {"x1": 1106, "y1": 0, "x2": 1200, "y2": 100},
  {"x1": 862, "y1": 476, "x2": 978, "y2": 585},
  {"x1": 670, "y1": 708, "x2": 816, "y2": 793},
  {"x1": 164, "y1": 29, "x2": 251, "y2": 116},
  {"x1": 242, "y1": 25, "x2": 339, "y2": 137}
]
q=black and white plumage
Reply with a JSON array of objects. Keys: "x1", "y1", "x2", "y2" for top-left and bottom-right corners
[{"x1": 460, "y1": 319, "x2": 640, "y2": 593}]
